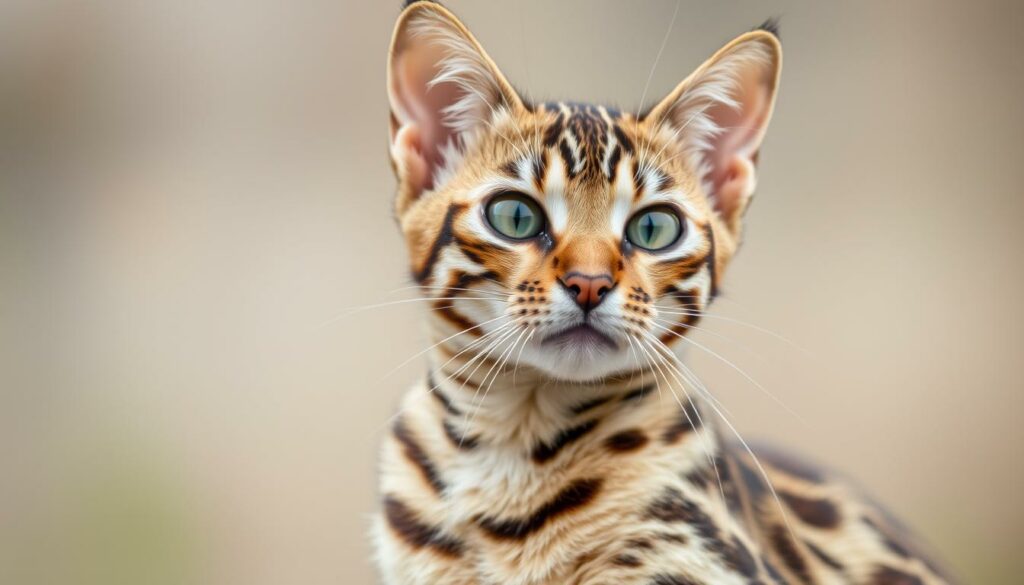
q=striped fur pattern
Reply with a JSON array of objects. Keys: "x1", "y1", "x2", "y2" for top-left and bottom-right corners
[{"x1": 375, "y1": 3, "x2": 957, "y2": 584}]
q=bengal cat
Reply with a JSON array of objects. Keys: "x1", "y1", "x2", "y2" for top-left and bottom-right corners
[{"x1": 373, "y1": 2, "x2": 957, "y2": 584}]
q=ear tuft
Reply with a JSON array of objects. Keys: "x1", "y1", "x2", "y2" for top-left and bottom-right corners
[
  {"x1": 755, "y1": 17, "x2": 781, "y2": 39},
  {"x1": 402, "y1": 0, "x2": 439, "y2": 10}
]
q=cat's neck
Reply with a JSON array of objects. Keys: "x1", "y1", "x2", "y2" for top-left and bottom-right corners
[{"x1": 422, "y1": 340, "x2": 717, "y2": 459}]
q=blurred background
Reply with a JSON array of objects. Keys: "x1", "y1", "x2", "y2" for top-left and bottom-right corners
[{"x1": 2, "y1": 0, "x2": 1021, "y2": 583}]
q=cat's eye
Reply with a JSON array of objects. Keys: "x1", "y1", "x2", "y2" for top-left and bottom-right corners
[
  {"x1": 485, "y1": 193, "x2": 545, "y2": 240},
  {"x1": 625, "y1": 206, "x2": 683, "y2": 251}
]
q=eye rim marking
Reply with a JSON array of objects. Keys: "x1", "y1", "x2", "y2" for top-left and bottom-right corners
[
  {"x1": 624, "y1": 204, "x2": 686, "y2": 252},
  {"x1": 483, "y1": 190, "x2": 549, "y2": 242}
]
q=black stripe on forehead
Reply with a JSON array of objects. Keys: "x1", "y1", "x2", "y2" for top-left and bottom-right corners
[
  {"x1": 531, "y1": 150, "x2": 548, "y2": 192},
  {"x1": 540, "y1": 101, "x2": 636, "y2": 181}
]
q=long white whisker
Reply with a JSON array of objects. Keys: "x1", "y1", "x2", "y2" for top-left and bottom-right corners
[
  {"x1": 463, "y1": 325, "x2": 530, "y2": 445},
  {"x1": 456, "y1": 326, "x2": 522, "y2": 425},
  {"x1": 637, "y1": 332, "x2": 726, "y2": 504},
  {"x1": 319, "y1": 296, "x2": 504, "y2": 328},
  {"x1": 652, "y1": 306, "x2": 806, "y2": 353},
  {"x1": 371, "y1": 323, "x2": 516, "y2": 436},
  {"x1": 642, "y1": 332, "x2": 798, "y2": 544},
  {"x1": 635, "y1": 0, "x2": 681, "y2": 119},
  {"x1": 650, "y1": 316, "x2": 768, "y2": 364},
  {"x1": 512, "y1": 328, "x2": 536, "y2": 385},
  {"x1": 688, "y1": 376, "x2": 800, "y2": 545},
  {"x1": 652, "y1": 321, "x2": 804, "y2": 424},
  {"x1": 377, "y1": 314, "x2": 509, "y2": 382}
]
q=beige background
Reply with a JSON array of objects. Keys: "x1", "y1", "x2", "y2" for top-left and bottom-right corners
[{"x1": 2, "y1": 1, "x2": 1021, "y2": 583}]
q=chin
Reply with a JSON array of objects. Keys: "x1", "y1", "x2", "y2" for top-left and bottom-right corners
[{"x1": 519, "y1": 341, "x2": 639, "y2": 382}]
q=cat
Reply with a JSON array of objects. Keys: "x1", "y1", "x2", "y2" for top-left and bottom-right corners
[{"x1": 374, "y1": 2, "x2": 957, "y2": 584}]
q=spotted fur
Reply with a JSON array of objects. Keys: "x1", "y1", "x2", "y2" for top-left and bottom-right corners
[{"x1": 375, "y1": 3, "x2": 958, "y2": 584}]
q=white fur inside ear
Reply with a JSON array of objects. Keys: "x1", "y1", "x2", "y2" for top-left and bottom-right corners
[
  {"x1": 655, "y1": 35, "x2": 779, "y2": 222},
  {"x1": 405, "y1": 9, "x2": 509, "y2": 144},
  {"x1": 388, "y1": 6, "x2": 521, "y2": 198}
]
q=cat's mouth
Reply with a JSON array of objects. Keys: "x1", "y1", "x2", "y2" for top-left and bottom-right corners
[{"x1": 541, "y1": 323, "x2": 618, "y2": 351}]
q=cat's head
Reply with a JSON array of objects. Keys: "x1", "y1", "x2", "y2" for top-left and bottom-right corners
[{"x1": 386, "y1": 1, "x2": 781, "y2": 382}]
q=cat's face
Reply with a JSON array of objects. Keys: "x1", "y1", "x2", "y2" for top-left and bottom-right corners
[{"x1": 387, "y1": 2, "x2": 781, "y2": 382}]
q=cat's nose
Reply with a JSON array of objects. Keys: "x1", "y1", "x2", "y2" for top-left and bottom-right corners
[{"x1": 559, "y1": 272, "x2": 615, "y2": 313}]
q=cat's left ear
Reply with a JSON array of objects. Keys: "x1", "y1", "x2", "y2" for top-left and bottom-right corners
[
  {"x1": 387, "y1": 2, "x2": 525, "y2": 214},
  {"x1": 646, "y1": 28, "x2": 782, "y2": 235}
]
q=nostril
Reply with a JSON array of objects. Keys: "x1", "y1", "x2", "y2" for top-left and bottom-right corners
[
  {"x1": 595, "y1": 285, "x2": 609, "y2": 298},
  {"x1": 568, "y1": 284, "x2": 582, "y2": 297}
]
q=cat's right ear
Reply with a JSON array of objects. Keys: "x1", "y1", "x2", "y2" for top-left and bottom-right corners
[{"x1": 387, "y1": 2, "x2": 525, "y2": 215}]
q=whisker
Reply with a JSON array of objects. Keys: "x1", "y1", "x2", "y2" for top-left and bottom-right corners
[
  {"x1": 652, "y1": 306, "x2": 806, "y2": 353},
  {"x1": 512, "y1": 328, "x2": 536, "y2": 385},
  {"x1": 464, "y1": 325, "x2": 530, "y2": 444},
  {"x1": 377, "y1": 314, "x2": 509, "y2": 383},
  {"x1": 651, "y1": 321, "x2": 804, "y2": 424},
  {"x1": 636, "y1": 331, "x2": 727, "y2": 505},
  {"x1": 635, "y1": 0, "x2": 681, "y2": 119},
  {"x1": 457, "y1": 326, "x2": 523, "y2": 440},
  {"x1": 318, "y1": 296, "x2": 504, "y2": 328},
  {"x1": 372, "y1": 323, "x2": 515, "y2": 435},
  {"x1": 649, "y1": 316, "x2": 768, "y2": 364},
  {"x1": 389, "y1": 286, "x2": 510, "y2": 299},
  {"x1": 639, "y1": 332, "x2": 798, "y2": 544}
]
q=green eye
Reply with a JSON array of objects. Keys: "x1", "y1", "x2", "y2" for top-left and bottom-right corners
[
  {"x1": 486, "y1": 193, "x2": 545, "y2": 240},
  {"x1": 626, "y1": 207, "x2": 683, "y2": 251}
]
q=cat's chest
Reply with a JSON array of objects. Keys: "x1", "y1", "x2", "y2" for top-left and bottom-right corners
[{"x1": 435, "y1": 442, "x2": 761, "y2": 585}]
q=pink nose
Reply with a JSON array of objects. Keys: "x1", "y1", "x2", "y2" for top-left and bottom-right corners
[{"x1": 559, "y1": 272, "x2": 614, "y2": 312}]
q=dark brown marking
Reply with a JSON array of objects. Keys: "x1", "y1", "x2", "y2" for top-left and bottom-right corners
[
  {"x1": 719, "y1": 535, "x2": 759, "y2": 579},
  {"x1": 543, "y1": 111, "x2": 565, "y2": 147},
  {"x1": 649, "y1": 574, "x2": 701, "y2": 585},
  {"x1": 662, "y1": 401, "x2": 702, "y2": 444},
  {"x1": 604, "y1": 429, "x2": 649, "y2": 452},
  {"x1": 393, "y1": 418, "x2": 446, "y2": 494},
  {"x1": 684, "y1": 465, "x2": 713, "y2": 490},
  {"x1": 383, "y1": 496, "x2": 465, "y2": 557},
  {"x1": 646, "y1": 487, "x2": 717, "y2": 539},
  {"x1": 558, "y1": 138, "x2": 578, "y2": 178},
  {"x1": 447, "y1": 269, "x2": 499, "y2": 295},
  {"x1": 622, "y1": 385, "x2": 651, "y2": 402},
  {"x1": 655, "y1": 531, "x2": 688, "y2": 545},
  {"x1": 532, "y1": 150, "x2": 549, "y2": 192},
  {"x1": 500, "y1": 159, "x2": 520, "y2": 178},
  {"x1": 532, "y1": 419, "x2": 599, "y2": 463},
  {"x1": 433, "y1": 302, "x2": 481, "y2": 338},
  {"x1": 442, "y1": 419, "x2": 478, "y2": 450},
  {"x1": 704, "y1": 224, "x2": 719, "y2": 298},
  {"x1": 446, "y1": 369, "x2": 481, "y2": 392},
  {"x1": 804, "y1": 540, "x2": 844, "y2": 572},
  {"x1": 571, "y1": 395, "x2": 613, "y2": 415},
  {"x1": 413, "y1": 203, "x2": 465, "y2": 284},
  {"x1": 613, "y1": 124, "x2": 635, "y2": 154},
  {"x1": 607, "y1": 144, "x2": 623, "y2": 182},
  {"x1": 612, "y1": 554, "x2": 643, "y2": 568},
  {"x1": 626, "y1": 537, "x2": 654, "y2": 550},
  {"x1": 780, "y1": 492, "x2": 841, "y2": 529},
  {"x1": 770, "y1": 524, "x2": 812, "y2": 584},
  {"x1": 428, "y1": 384, "x2": 461, "y2": 416},
  {"x1": 477, "y1": 477, "x2": 603, "y2": 540},
  {"x1": 632, "y1": 159, "x2": 645, "y2": 200}
]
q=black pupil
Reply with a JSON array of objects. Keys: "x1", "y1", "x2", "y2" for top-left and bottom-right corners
[
  {"x1": 642, "y1": 213, "x2": 658, "y2": 242},
  {"x1": 512, "y1": 202, "x2": 527, "y2": 232}
]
